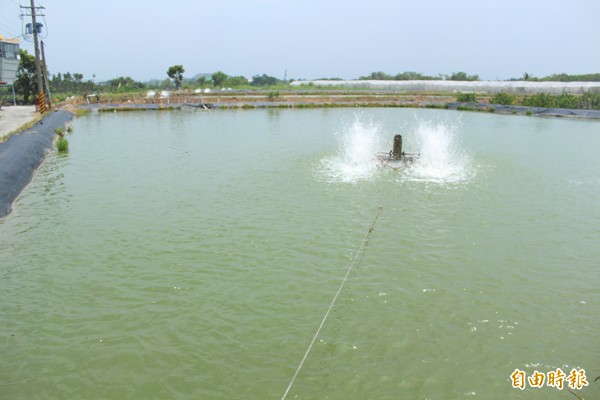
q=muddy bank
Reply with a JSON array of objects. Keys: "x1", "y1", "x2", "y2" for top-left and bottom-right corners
[
  {"x1": 0, "y1": 110, "x2": 74, "y2": 218},
  {"x1": 79, "y1": 97, "x2": 600, "y2": 120}
]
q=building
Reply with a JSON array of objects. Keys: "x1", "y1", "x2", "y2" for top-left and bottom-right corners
[{"x1": 0, "y1": 35, "x2": 20, "y2": 85}]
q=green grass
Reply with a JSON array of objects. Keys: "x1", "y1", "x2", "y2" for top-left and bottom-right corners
[
  {"x1": 490, "y1": 92, "x2": 516, "y2": 105},
  {"x1": 75, "y1": 108, "x2": 90, "y2": 117},
  {"x1": 267, "y1": 91, "x2": 280, "y2": 100},
  {"x1": 520, "y1": 92, "x2": 600, "y2": 110},
  {"x1": 456, "y1": 93, "x2": 478, "y2": 102},
  {"x1": 56, "y1": 138, "x2": 69, "y2": 152},
  {"x1": 424, "y1": 103, "x2": 450, "y2": 109}
]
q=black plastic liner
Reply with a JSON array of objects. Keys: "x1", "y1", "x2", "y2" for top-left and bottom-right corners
[{"x1": 0, "y1": 110, "x2": 74, "y2": 218}]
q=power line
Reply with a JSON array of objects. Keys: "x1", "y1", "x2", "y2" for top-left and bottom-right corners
[
  {"x1": 0, "y1": 22, "x2": 21, "y2": 38},
  {"x1": 0, "y1": 13, "x2": 22, "y2": 33},
  {"x1": 0, "y1": 12, "x2": 21, "y2": 27},
  {"x1": 18, "y1": 1, "x2": 45, "y2": 15},
  {"x1": 19, "y1": 1, "x2": 48, "y2": 40},
  {"x1": 40, "y1": 14, "x2": 48, "y2": 38}
]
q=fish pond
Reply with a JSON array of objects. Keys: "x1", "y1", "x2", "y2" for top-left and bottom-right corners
[{"x1": 1, "y1": 108, "x2": 599, "y2": 399}]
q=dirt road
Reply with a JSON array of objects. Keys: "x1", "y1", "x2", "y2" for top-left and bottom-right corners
[{"x1": 0, "y1": 105, "x2": 39, "y2": 141}]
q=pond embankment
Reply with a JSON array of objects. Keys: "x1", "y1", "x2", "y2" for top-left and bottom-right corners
[
  {"x1": 2, "y1": 90, "x2": 598, "y2": 217},
  {"x1": 78, "y1": 92, "x2": 600, "y2": 119},
  {"x1": 0, "y1": 110, "x2": 74, "y2": 218}
]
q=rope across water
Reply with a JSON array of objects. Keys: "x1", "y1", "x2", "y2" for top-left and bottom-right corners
[{"x1": 280, "y1": 205, "x2": 384, "y2": 400}]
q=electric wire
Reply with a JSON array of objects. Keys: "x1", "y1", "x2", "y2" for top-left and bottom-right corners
[
  {"x1": 0, "y1": 13, "x2": 21, "y2": 36},
  {"x1": 0, "y1": 22, "x2": 21, "y2": 38},
  {"x1": 41, "y1": 15, "x2": 48, "y2": 38},
  {"x1": 0, "y1": 14, "x2": 21, "y2": 31}
]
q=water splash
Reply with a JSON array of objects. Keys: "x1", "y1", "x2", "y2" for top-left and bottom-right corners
[
  {"x1": 402, "y1": 118, "x2": 472, "y2": 184},
  {"x1": 319, "y1": 115, "x2": 385, "y2": 183},
  {"x1": 318, "y1": 115, "x2": 472, "y2": 184}
]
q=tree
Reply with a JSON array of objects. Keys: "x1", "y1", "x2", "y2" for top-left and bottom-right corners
[
  {"x1": 394, "y1": 71, "x2": 436, "y2": 81},
  {"x1": 167, "y1": 65, "x2": 185, "y2": 90},
  {"x1": 64, "y1": 72, "x2": 73, "y2": 91},
  {"x1": 211, "y1": 71, "x2": 228, "y2": 87},
  {"x1": 196, "y1": 76, "x2": 208, "y2": 86},
  {"x1": 49, "y1": 71, "x2": 95, "y2": 94},
  {"x1": 105, "y1": 76, "x2": 145, "y2": 91},
  {"x1": 251, "y1": 74, "x2": 280, "y2": 86},
  {"x1": 14, "y1": 49, "x2": 38, "y2": 104},
  {"x1": 359, "y1": 71, "x2": 392, "y2": 80},
  {"x1": 223, "y1": 75, "x2": 249, "y2": 87},
  {"x1": 448, "y1": 71, "x2": 479, "y2": 81}
]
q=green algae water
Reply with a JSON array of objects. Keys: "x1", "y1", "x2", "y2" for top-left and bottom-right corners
[{"x1": 1, "y1": 108, "x2": 599, "y2": 400}]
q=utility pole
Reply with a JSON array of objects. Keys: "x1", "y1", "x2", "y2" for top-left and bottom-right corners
[
  {"x1": 41, "y1": 40, "x2": 51, "y2": 108},
  {"x1": 21, "y1": 0, "x2": 46, "y2": 113}
]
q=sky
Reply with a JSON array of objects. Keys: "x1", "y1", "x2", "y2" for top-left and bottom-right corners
[{"x1": 1, "y1": 0, "x2": 599, "y2": 82}]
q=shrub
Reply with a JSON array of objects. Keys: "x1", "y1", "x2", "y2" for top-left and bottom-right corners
[
  {"x1": 579, "y1": 92, "x2": 600, "y2": 110},
  {"x1": 56, "y1": 138, "x2": 69, "y2": 152},
  {"x1": 521, "y1": 93, "x2": 557, "y2": 108},
  {"x1": 490, "y1": 92, "x2": 515, "y2": 105},
  {"x1": 456, "y1": 93, "x2": 477, "y2": 102},
  {"x1": 556, "y1": 93, "x2": 578, "y2": 109}
]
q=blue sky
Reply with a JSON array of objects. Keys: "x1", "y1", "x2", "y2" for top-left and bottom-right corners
[{"x1": 1, "y1": 0, "x2": 599, "y2": 82}]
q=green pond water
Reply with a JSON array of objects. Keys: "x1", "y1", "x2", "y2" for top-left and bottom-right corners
[{"x1": 1, "y1": 108, "x2": 599, "y2": 399}]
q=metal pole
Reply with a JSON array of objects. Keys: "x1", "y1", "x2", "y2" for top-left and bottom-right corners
[
  {"x1": 392, "y1": 134, "x2": 403, "y2": 160},
  {"x1": 30, "y1": 0, "x2": 45, "y2": 113},
  {"x1": 41, "y1": 40, "x2": 51, "y2": 109},
  {"x1": 12, "y1": 83, "x2": 17, "y2": 106}
]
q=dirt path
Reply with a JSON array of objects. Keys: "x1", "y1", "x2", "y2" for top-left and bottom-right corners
[{"x1": 0, "y1": 105, "x2": 39, "y2": 141}]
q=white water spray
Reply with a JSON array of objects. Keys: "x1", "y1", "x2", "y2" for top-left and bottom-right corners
[
  {"x1": 319, "y1": 116, "x2": 385, "y2": 183},
  {"x1": 318, "y1": 115, "x2": 472, "y2": 184},
  {"x1": 403, "y1": 119, "x2": 472, "y2": 183}
]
